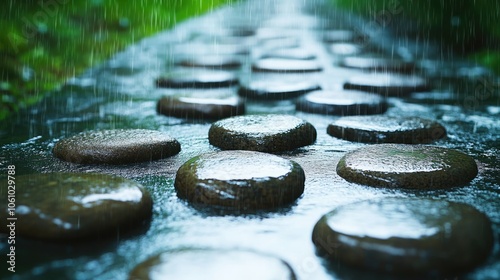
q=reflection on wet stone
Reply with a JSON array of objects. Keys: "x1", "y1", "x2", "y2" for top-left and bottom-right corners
[
  {"x1": 327, "y1": 116, "x2": 447, "y2": 143},
  {"x1": 312, "y1": 198, "x2": 494, "y2": 276},
  {"x1": 339, "y1": 55, "x2": 415, "y2": 73},
  {"x1": 0, "y1": 173, "x2": 152, "y2": 241},
  {"x1": 296, "y1": 90, "x2": 388, "y2": 116},
  {"x1": 209, "y1": 114, "x2": 317, "y2": 152},
  {"x1": 156, "y1": 70, "x2": 239, "y2": 88},
  {"x1": 175, "y1": 150, "x2": 305, "y2": 210},
  {"x1": 53, "y1": 129, "x2": 181, "y2": 164},
  {"x1": 337, "y1": 144, "x2": 478, "y2": 189},
  {"x1": 252, "y1": 58, "x2": 323, "y2": 73},
  {"x1": 157, "y1": 91, "x2": 245, "y2": 120},
  {"x1": 344, "y1": 73, "x2": 431, "y2": 96},
  {"x1": 238, "y1": 79, "x2": 321, "y2": 100},
  {"x1": 130, "y1": 249, "x2": 297, "y2": 280}
]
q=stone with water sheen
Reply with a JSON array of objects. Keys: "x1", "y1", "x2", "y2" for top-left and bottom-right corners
[
  {"x1": 129, "y1": 249, "x2": 297, "y2": 280},
  {"x1": 296, "y1": 90, "x2": 388, "y2": 116},
  {"x1": 0, "y1": 173, "x2": 152, "y2": 241},
  {"x1": 327, "y1": 115, "x2": 447, "y2": 143},
  {"x1": 175, "y1": 150, "x2": 305, "y2": 210},
  {"x1": 157, "y1": 91, "x2": 244, "y2": 120},
  {"x1": 340, "y1": 55, "x2": 415, "y2": 73},
  {"x1": 344, "y1": 73, "x2": 430, "y2": 96},
  {"x1": 312, "y1": 198, "x2": 494, "y2": 275},
  {"x1": 336, "y1": 144, "x2": 477, "y2": 189},
  {"x1": 252, "y1": 58, "x2": 323, "y2": 73},
  {"x1": 53, "y1": 129, "x2": 180, "y2": 164},
  {"x1": 208, "y1": 114, "x2": 317, "y2": 152},
  {"x1": 156, "y1": 70, "x2": 239, "y2": 88},
  {"x1": 238, "y1": 79, "x2": 321, "y2": 100}
]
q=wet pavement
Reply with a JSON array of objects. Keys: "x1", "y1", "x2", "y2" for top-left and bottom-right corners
[{"x1": 1, "y1": 0, "x2": 499, "y2": 279}]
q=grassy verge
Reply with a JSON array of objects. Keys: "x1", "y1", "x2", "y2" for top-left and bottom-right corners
[
  {"x1": 334, "y1": 0, "x2": 500, "y2": 73},
  {"x1": 0, "y1": 0, "x2": 237, "y2": 121}
]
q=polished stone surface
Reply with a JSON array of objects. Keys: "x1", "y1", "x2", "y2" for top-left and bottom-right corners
[
  {"x1": 313, "y1": 198, "x2": 494, "y2": 275},
  {"x1": 0, "y1": 173, "x2": 152, "y2": 241},
  {"x1": 337, "y1": 144, "x2": 478, "y2": 189},
  {"x1": 327, "y1": 116, "x2": 446, "y2": 143},
  {"x1": 175, "y1": 150, "x2": 305, "y2": 210}
]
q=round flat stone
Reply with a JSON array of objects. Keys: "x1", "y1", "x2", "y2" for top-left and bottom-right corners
[
  {"x1": 261, "y1": 47, "x2": 317, "y2": 60},
  {"x1": 53, "y1": 129, "x2": 181, "y2": 164},
  {"x1": 156, "y1": 70, "x2": 238, "y2": 88},
  {"x1": 129, "y1": 249, "x2": 297, "y2": 280},
  {"x1": 295, "y1": 90, "x2": 388, "y2": 116},
  {"x1": 238, "y1": 79, "x2": 321, "y2": 100},
  {"x1": 344, "y1": 73, "x2": 430, "y2": 96},
  {"x1": 175, "y1": 150, "x2": 305, "y2": 210},
  {"x1": 176, "y1": 55, "x2": 242, "y2": 69},
  {"x1": 157, "y1": 92, "x2": 245, "y2": 120},
  {"x1": 209, "y1": 114, "x2": 317, "y2": 152},
  {"x1": 312, "y1": 198, "x2": 494, "y2": 275},
  {"x1": 336, "y1": 144, "x2": 478, "y2": 189},
  {"x1": 252, "y1": 58, "x2": 322, "y2": 73},
  {"x1": 328, "y1": 43, "x2": 363, "y2": 56},
  {"x1": 322, "y1": 30, "x2": 364, "y2": 43},
  {"x1": 327, "y1": 116, "x2": 447, "y2": 143},
  {"x1": 0, "y1": 173, "x2": 152, "y2": 241},
  {"x1": 339, "y1": 56, "x2": 415, "y2": 73}
]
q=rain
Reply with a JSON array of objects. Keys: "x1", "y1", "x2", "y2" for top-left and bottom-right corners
[{"x1": 0, "y1": 0, "x2": 499, "y2": 279}]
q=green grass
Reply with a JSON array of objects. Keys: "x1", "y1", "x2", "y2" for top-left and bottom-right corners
[{"x1": 0, "y1": 0, "x2": 237, "y2": 121}]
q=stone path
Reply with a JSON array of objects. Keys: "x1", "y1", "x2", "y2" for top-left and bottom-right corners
[{"x1": 0, "y1": 0, "x2": 499, "y2": 279}]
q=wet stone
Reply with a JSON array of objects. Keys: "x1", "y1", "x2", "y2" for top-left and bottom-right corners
[
  {"x1": 295, "y1": 90, "x2": 388, "y2": 116},
  {"x1": 174, "y1": 150, "x2": 305, "y2": 210},
  {"x1": 336, "y1": 144, "x2": 478, "y2": 189},
  {"x1": 209, "y1": 114, "x2": 317, "y2": 152},
  {"x1": 0, "y1": 173, "x2": 152, "y2": 241},
  {"x1": 175, "y1": 55, "x2": 242, "y2": 69},
  {"x1": 339, "y1": 56, "x2": 415, "y2": 73},
  {"x1": 238, "y1": 79, "x2": 321, "y2": 100},
  {"x1": 252, "y1": 58, "x2": 323, "y2": 73},
  {"x1": 322, "y1": 30, "x2": 365, "y2": 43},
  {"x1": 344, "y1": 73, "x2": 430, "y2": 97},
  {"x1": 156, "y1": 70, "x2": 239, "y2": 88},
  {"x1": 261, "y1": 47, "x2": 317, "y2": 60},
  {"x1": 312, "y1": 198, "x2": 494, "y2": 276},
  {"x1": 157, "y1": 91, "x2": 245, "y2": 120},
  {"x1": 327, "y1": 116, "x2": 447, "y2": 144},
  {"x1": 53, "y1": 129, "x2": 181, "y2": 164},
  {"x1": 129, "y1": 249, "x2": 297, "y2": 280},
  {"x1": 328, "y1": 43, "x2": 363, "y2": 56}
]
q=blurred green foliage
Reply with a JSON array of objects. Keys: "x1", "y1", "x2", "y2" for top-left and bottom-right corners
[
  {"x1": 0, "y1": 0, "x2": 236, "y2": 121},
  {"x1": 335, "y1": 0, "x2": 500, "y2": 72}
]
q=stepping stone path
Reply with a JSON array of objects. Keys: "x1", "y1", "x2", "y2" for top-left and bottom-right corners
[
  {"x1": 295, "y1": 90, "x2": 388, "y2": 115},
  {"x1": 2, "y1": 0, "x2": 499, "y2": 279},
  {"x1": 337, "y1": 144, "x2": 478, "y2": 189},
  {"x1": 53, "y1": 129, "x2": 181, "y2": 164},
  {"x1": 312, "y1": 198, "x2": 494, "y2": 275},
  {"x1": 208, "y1": 114, "x2": 317, "y2": 152},
  {"x1": 129, "y1": 249, "x2": 297, "y2": 280},
  {"x1": 327, "y1": 115, "x2": 447, "y2": 143},
  {"x1": 0, "y1": 173, "x2": 152, "y2": 241},
  {"x1": 175, "y1": 150, "x2": 305, "y2": 210}
]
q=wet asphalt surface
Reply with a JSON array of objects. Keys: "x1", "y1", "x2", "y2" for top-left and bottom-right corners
[{"x1": 1, "y1": 0, "x2": 499, "y2": 279}]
